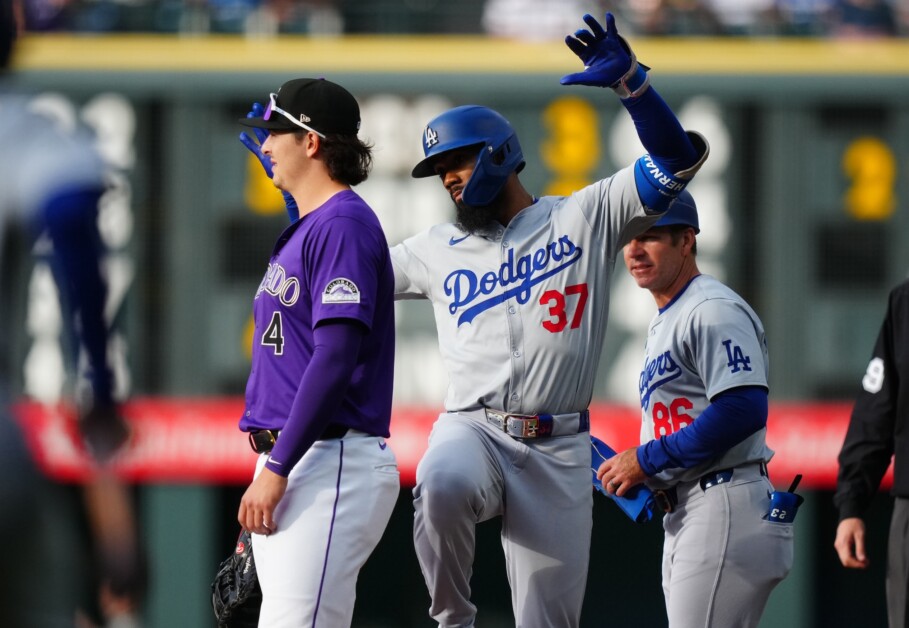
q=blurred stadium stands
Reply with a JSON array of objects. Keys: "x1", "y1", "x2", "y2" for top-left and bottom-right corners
[{"x1": 18, "y1": 0, "x2": 909, "y2": 37}]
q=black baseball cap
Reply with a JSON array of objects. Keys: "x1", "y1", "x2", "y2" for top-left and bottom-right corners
[{"x1": 239, "y1": 78, "x2": 361, "y2": 136}]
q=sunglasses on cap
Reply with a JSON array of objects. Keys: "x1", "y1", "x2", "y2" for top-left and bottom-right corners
[{"x1": 264, "y1": 92, "x2": 326, "y2": 138}]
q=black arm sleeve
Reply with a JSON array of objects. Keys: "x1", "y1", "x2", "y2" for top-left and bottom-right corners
[{"x1": 833, "y1": 280, "x2": 909, "y2": 520}]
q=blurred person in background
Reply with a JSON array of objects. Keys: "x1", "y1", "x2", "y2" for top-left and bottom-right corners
[
  {"x1": 482, "y1": 0, "x2": 600, "y2": 39},
  {"x1": 0, "y1": 1, "x2": 143, "y2": 625},
  {"x1": 830, "y1": 0, "x2": 897, "y2": 36},
  {"x1": 896, "y1": 0, "x2": 909, "y2": 35},
  {"x1": 242, "y1": 0, "x2": 343, "y2": 35},
  {"x1": 775, "y1": 0, "x2": 835, "y2": 36},
  {"x1": 19, "y1": 0, "x2": 344, "y2": 35},
  {"x1": 702, "y1": 0, "x2": 780, "y2": 34},
  {"x1": 616, "y1": 0, "x2": 724, "y2": 35},
  {"x1": 18, "y1": 0, "x2": 73, "y2": 30},
  {"x1": 834, "y1": 278, "x2": 909, "y2": 628}
]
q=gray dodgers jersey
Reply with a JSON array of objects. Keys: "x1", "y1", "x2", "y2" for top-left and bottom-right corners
[
  {"x1": 638, "y1": 274, "x2": 774, "y2": 489},
  {"x1": 392, "y1": 166, "x2": 658, "y2": 415}
]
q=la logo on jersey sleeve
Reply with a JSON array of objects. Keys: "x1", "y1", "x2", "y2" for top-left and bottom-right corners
[
  {"x1": 323, "y1": 278, "x2": 360, "y2": 304},
  {"x1": 722, "y1": 339, "x2": 752, "y2": 373}
]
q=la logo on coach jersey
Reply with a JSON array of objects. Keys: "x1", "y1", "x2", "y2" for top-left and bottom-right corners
[
  {"x1": 722, "y1": 339, "x2": 752, "y2": 373},
  {"x1": 323, "y1": 278, "x2": 360, "y2": 304},
  {"x1": 424, "y1": 126, "x2": 439, "y2": 149}
]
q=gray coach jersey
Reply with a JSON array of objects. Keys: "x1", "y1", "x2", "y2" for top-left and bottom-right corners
[
  {"x1": 392, "y1": 165, "x2": 658, "y2": 415},
  {"x1": 639, "y1": 274, "x2": 773, "y2": 489}
]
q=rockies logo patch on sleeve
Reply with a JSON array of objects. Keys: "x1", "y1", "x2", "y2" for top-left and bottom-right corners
[{"x1": 323, "y1": 278, "x2": 360, "y2": 304}]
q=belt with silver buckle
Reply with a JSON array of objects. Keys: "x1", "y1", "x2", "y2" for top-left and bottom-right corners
[{"x1": 484, "y1": 408, "x2": 590, "y2": 439}]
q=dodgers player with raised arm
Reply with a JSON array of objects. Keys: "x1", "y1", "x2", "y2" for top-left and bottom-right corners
[
  {"x1": 235, "y1": 78, "x2": 399, "y2": 628},
  {"x1": 596, "y1": 194, "x2": 794, "y2": 627},
  {"x1": 392, "y1": 13, "x2": 709, "y2": 628}
]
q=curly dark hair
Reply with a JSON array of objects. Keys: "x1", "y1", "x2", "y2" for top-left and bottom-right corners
[{"x1": 296, "y1": 132, "x2": 373, "y2": 186}]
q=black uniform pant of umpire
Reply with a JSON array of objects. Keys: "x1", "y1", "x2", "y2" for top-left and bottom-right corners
[{"x1": 888, "y1": 497, "x2": 909, "y2": 628}]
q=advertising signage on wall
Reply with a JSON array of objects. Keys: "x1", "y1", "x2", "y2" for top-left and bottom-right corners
[{"x1": 15, "y1": 398, "x2": 873, "y2": 490}]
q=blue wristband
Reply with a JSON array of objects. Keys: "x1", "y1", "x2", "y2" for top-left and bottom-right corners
[
  {"x1": 617, "y1": 64, "x2": 650, "y2": 99},
  {"x1": 633, "y1": 154, "x2": 688, "y2": 212}
]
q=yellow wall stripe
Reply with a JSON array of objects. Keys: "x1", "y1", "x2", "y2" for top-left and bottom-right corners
[{"x1": 13, "y1": 34, "x2": 909, "y2": 75}]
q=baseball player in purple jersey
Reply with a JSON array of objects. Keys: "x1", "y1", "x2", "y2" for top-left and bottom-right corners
[
  {"x1": 235, "y1": 78, "x2": 399, "y2": 628},
  {"x1": 391, "y1": 13, "x2": 708, "y2": 627},
  {"x1": 596, "y1": 193, "x2": 794, "y2": 627}
]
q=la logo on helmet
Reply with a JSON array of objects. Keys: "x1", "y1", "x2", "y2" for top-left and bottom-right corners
[{"x1": 424, "y1": 127, "x2": 439, "y2": 149}]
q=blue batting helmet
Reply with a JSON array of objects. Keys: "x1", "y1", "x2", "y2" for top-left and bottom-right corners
[
  {"x1": 411, "y1": 105, "x2": 525, "y2": 206},
  {"x1": 653, "y1": 190, "x2": 699, "y2": 233}
]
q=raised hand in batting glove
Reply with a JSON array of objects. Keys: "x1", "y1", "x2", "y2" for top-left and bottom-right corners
[
  {"x1": 239, "y1": 102, "x2": 272, "y2": 176},
  {"x1": 239, "y1": 102, "x2": 299, "y2": 222},
  {"x1": 560, "y1": 12, "x2": 650, "y2": 99}
]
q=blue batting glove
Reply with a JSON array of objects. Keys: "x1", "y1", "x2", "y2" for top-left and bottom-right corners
[
  {"x1": 560, "y1": 12, "x2": 650, "y2": 98},
  {"x1": 239, "y1": 102, "x2": 272, "y2": 178},
  {"x1": 239, "y1": 102, "x2": 299, "y2": 222}
]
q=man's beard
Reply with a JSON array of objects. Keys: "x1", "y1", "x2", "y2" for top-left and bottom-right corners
[{"x1": 454, "y1": 200, "x2": 496, "y2": 234}]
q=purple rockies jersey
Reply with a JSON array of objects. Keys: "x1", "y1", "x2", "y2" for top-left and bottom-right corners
[{"x1": 239, "y1": 190, "x2": 395, "y2": 438}]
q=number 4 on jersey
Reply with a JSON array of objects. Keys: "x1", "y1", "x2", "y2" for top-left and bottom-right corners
[{"x1": 262, "y1": 311, "x2": 285, "y2": 355}]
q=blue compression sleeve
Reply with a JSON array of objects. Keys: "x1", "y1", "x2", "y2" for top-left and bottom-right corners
[
  {"x1": 637, "y1": 386, "x2": 768, "y2": 475},
  {"x1": 623, "y1": 86, "x2": 699, "y2": 174},
  {"x1": 42, "y1": 186, "x2": 113, "y2": 404},
  {"x1": 265, "y1": 320, "x2": 366, "y2": 477},
  {"x1": 282, "y1": 191, "x2": 299, "y2": 223}
]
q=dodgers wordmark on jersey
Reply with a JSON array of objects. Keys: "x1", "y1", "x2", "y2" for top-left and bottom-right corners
[
  {"x1": 392, "y1": 166, "x2": 661, "y2": 416},
  {"x1": 639, "y1": 274, "x2": 774, "y2": 489}
]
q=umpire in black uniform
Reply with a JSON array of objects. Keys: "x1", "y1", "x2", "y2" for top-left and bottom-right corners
[{"x1": 834, "y1": 277, "x2": 909, "y2": 628}]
